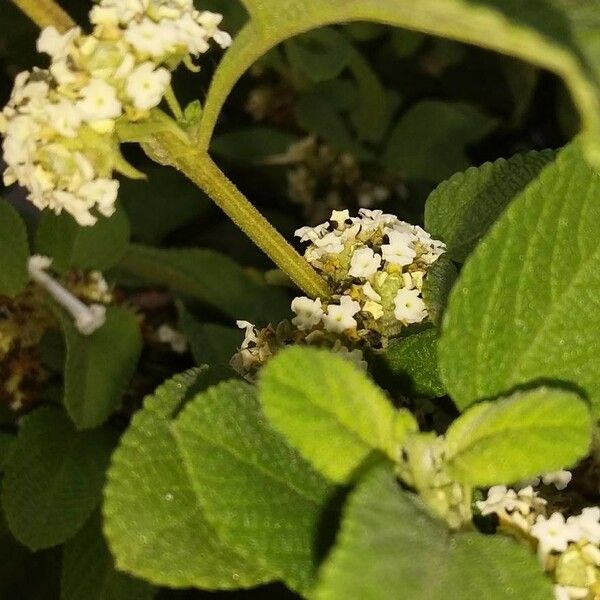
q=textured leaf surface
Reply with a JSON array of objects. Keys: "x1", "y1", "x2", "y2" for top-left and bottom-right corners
[
  {"x1": 425, "y1": 150, "x2": 555, "y2": 261},
  {"x1": 382, "y1": 330, "x2": 446, "y2": 398},
  {"x1": 422, "y1": 256, "x2": 458, "y2": 326},
  {"x1": 35, "y1": 207, "x2": 130, "y2": 272},
  {"x1": 61, "y1": 513, "x2": 155, "y2": 600},
  {"x1": 172, "y1": 380, "x2": 334, "y2": 593},
  {"x1": 103, "y1": 370, "x2": 269, "y2": 589},
  {"x1": 198, "y1": 0, "x2": 600, "y2": 169},
  {"x1": 0, "y1": 199, "x2": 29, "y2": 296},
  {"x1": 439, "y1": 141, "x2": 600, "y2": 413},
  {"x1": 259, "y1": 347, "x2": 416, "y2": 482},
  {"x1": 120, "y1": 244, "x2": 290, "y2": 324},
  {"x1": 177, "y1": 304, "x2": 241, "y2": 372},
  {"x1": 445, "y1": 387, "x2": 592, "y2": 485},
  {"x1": 2, "y1": 407, "x2": 115, "y2": 550},
  {"x1": 315, "y1": 466, "x2": 553, "y2": 600},
  {"x1": 384, "y1": 101, "x2": 496, "y2": 182},
  {"x1": 56, "y1": 306, "x2": 142, "y2": 429}
]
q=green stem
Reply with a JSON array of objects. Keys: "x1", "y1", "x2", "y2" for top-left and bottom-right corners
[
  {"x1": 147, "y1": 131, "x2": 330, "y2": 299},
  {"x1": 11, "y1": 0, "x2": 75, "y2": 31},
  {"x1": 10, "y1": 0, "x2": 330, "y2": 300},
  {"x1": 164, "y1": 85, "x2": 184, "y2": 121}
]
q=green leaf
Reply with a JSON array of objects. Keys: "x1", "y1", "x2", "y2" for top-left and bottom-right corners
[
  {"x1": 439, "y1": 140, "x2": 600, "y2": 414},
  {"x1": 259, "y1": 347, "x2": 417, "y2": 483},
  {"x1": 422, "y1": 256, "x2": 458, "y2": 326},
  {"x1": 212, "y1": 127, "x2": 298, "y2": 163},
  {"x1": 119, "y1": 167, "x2": 208, "y2": 244},
  {"x1": 0, "y1": 199, "x2": 29, "y2": 297},
  {"x1": 35, "y1": 207, "x2": 130, "y2": 272},
  {"x1": 384, "y1": 101, "x2": 496, "y2": 182},
  {"x1": 119, "y1": 244, "x2": 290, "y2": 325},
  {"x1": 177, "y1": 304, "x2": 241, "y2": 372},
  {"x1": 382, "y1": 330, "x2": 446, "y2": 398},
  {"x1": 445, "y1": 387, "x2": 592, "y2": 486},
  {"x1": 315, "y1": 466, "x2": 554, "y2": 600},
  {"x1": 198, "y1": 0, "x2": 600, "y2": 168},
  {"x1": 61, "y1": 513, "x2": 155, "y2": 600},
  {"x1": 172, "y1": 380, "x2": 334, "y2": 593},
  {"x1": 285, "y1": 28, "x2": 352, "y2": 83},
  {"x1": 425, "y1": 150, "x2": 555, "y2": 261},
  {"x1": 1, "y1": 407, "x2": 116, "y2": 551},
  {"x1": 103, "y1": 369, "x2": 270, "y2": 589},
  {"x1": 55, "y1": 306, "x2": 142, "y2": 430},
  {"x1": 0, "y1": 432, "x2": 16, "y2": 472},
  {"x1": 294, "y1": 93, "x2": 370, "y2": 159}
]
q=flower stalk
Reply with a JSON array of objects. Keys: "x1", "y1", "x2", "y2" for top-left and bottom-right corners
[{"x1": 10, "y1": 0, "x2": 330, "y2": 300}]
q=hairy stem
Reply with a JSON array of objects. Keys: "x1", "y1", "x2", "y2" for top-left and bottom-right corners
[
  {"x1": 10, "y1": 0, "x2": 330, "y2": 299},
  {"x1": 145, "y1": 131, "x2": 330, "y2": 298},
  {"x1": 11, "y1": 0, "x2": 75, "y2": 31}
]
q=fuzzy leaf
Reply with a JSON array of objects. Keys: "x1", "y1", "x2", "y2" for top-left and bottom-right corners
[
  {"x1": 384, "y1": 101, "x2": 496, "y2": 182},
  {"x1": 103, "y1": 369, "x2": 270, "y2": 589},
  {"x1": 315, "y1": 466, "x2": 554, "y2": 600},
  {"x1": 35, "y1": 207, "x2": 130, "y2": 272},
  {"x1": 422, "y1": 257, "x2": 458, "y2": 326},
  {"x1": 445, "y1": 387, "x2": 592, "y2": 485},
  {"x1": 172, "y1": 380, "x2": 334, "y2": 594},
  {"x1": 425, "y1": 150, "x2": 555, "y2": 261},
  {"x1": 259, "y1": 347, "x2": 417, "y2": 482},
  {"x1": 61, "y1": 513, "x2": 155, "y2": 600},
  {"x1": 119, "y1": 244, "x2": 290, "y2": 325},
  {"x1": 0, "y1": 199, "x2": 29, "y2": 296},
  {"x1": 439, "y1": 141, "x2": 600, "y2": 414},
  {"x1": 1, "y1": 407, "x2": 116, "y2": 550},
  {"x1": 55, "y1": 306, "x2": 142, "y2": 429},
  {"x1": 382, "y1": 330, "x2": 446, "y2": 398}
]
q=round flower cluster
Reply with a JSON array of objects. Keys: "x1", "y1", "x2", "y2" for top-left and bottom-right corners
[
  {"x1": 0, "y1": 0, "x2": 231, "y2": 226},
  {"x1": 476, "y1": 474, "x2": 600, "y2": 600},
  {"x1": 230, "y1": 209, "x2": 444, "y2": 379},
  {"x1": 293, "y1": 208, "x2": 446, "y2": 344}
]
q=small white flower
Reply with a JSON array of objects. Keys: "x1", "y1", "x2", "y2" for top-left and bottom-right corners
[
  {"x1": 196, "y1": 11, "x2": 232, "y2": 48},
  {"x1": 79, "y1": 178, "x2": 119, "y2": 218},
  {"x1": 330, "y1": 209, "x2": 350, "y2": 226},
  {"x1": 28, "y1": 255, "x2": 106, "y2": 335},
  {"x1": 476, "y1": 485, "x2": 518, "y2": 516},
  {"x1": 295, "y1": 223, "x2": 328, "y2": 243},
  {"x1": 291, "y1": 296, "x2": 323, "y2": 331},
  {"x1": 237, "y1": 320, "x2": 258, "y2": 349},
  {"x1": 125, "y1": 17, "x2": 177, "y2": 57},
  {"x1": 349, "y1": 247, "x2": 381, "y2": 278},
  {"x1": 126, "y1": 62, "x2": 171, "y2": 110},
  {"x1": 37, "y1": 26, "x2": 80, "y2": 60},
  {"x1": 542, "y1": 470, "x2": 572, "y2": 491},
  {"x1": 44, "y1": 99, "x2": 81, "y2": 138},
  {"x1": 394, "y1": 288, "x2": 427, "y2": 324},
  {"x1": 314, "y1": 231, "x2": 344, "y2": 255},
  {"x1": 567, "y1": 507, "x2": 600, "y2": 544},
  {"x1": 531, "y1": 512, "x2": 579, "y2": 557},
  {"x1": 382, "y1": 230, "x2": 417, "y2": 266},
  {"x1": 322, "y1": 296, "x2": 361, "y2": 334},
  {"x1": 76, "y1": 79, "x2": 122, "y2": 122}
]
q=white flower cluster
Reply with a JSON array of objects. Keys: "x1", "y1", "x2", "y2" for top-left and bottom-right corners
[
  {"x1": 0, "y1": 0, "x2": 231, "y2": 226},
  {"x1": 293, "y1": 209, "x2": 446, "y2": 342},
  {"x1": 476, "y1": 472, "x2": 600, "y2": 600}
]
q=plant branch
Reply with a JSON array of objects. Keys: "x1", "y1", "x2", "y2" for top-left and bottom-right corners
[
  {"x1": 143, "y1": 130, "x2": 330, "y2": 298},
  {"x1": 10, "y1": 0, "x2": 330, "y2": 299},
  {"x1": 11, "y1": 0, "x2": 75, "y2": 32}
]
